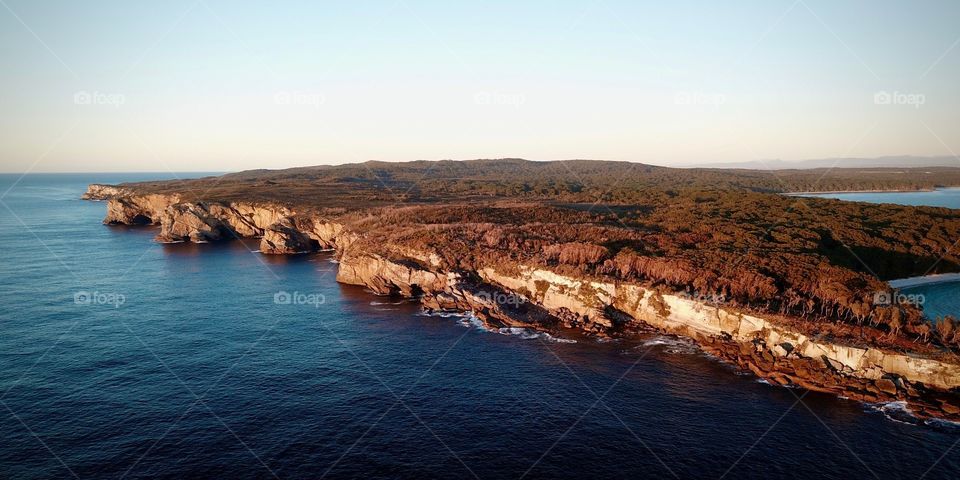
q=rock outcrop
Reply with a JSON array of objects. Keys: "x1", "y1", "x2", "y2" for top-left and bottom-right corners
[
  {"x1": 103, "y1": 194, "x2": 180, "y2": 225},
  {"x1": 260, "y1": 218, "x2": 318, "y2": 254},
  {"x1": 335, "y1": 252, "x2": 557, "y2": 329},
  {"x1": 154, "y1": 203, "x2": 234, "y2": 243},
  {"x1": 81, "y1": 184, "x2": 130, "y2": 200},
  {"x1": 155, "y1": 202, "x2": 293, "y2": 243},
  {"x1": 336, "y1": 253, "x2": 449, "y2": 296}
]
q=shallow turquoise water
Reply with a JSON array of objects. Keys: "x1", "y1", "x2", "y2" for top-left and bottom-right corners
[{"x1": 805, "y1": 187, "x2": 960, "y2": 209}]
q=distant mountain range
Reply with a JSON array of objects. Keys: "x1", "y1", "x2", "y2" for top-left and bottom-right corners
[{"x1": 686, "y1": 156, "x2": 959, "y2": 170}]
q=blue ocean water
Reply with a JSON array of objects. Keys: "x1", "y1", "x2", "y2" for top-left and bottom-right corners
[
  {"x1": 804, "y1": 188, "x2": 960, "y2": 320},
  {"x1": 1, "y1": 174, "x2": 959, "y2": 480},
  {"x1": 805, "y1": 188, "x2": 960, "y2": 209}
]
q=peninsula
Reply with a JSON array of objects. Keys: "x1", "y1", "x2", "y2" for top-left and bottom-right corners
[{"x1": 84, "y1": 159, "x2": 960, "y2": 419}]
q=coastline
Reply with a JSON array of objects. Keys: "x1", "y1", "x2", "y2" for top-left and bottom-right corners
[
  {"x1": 890, "y1": 273, "x2": 960, "y2": 289},
  {"x1": 82, "y1": 184, "x2": 960, "y2": 421},
  {"x1": 785, "y1": 188, "x2": 938, "y2": 196}
]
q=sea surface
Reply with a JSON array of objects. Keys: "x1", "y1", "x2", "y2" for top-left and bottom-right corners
[
  {"x1": 1, "y1": 174, "x2": 959, "y2": 480},
  {"x1": 803, "y1": 188, "x2": 960, "y2": 320}
]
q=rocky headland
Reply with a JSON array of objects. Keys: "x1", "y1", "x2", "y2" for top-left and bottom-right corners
[{"x1": 83, "y1": 159, "x2": 960, "y2": 420}]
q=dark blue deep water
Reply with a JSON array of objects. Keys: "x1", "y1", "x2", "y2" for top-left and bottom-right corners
[{"x1": 2, "y1": 174, "x2": 959, "y2": 480}]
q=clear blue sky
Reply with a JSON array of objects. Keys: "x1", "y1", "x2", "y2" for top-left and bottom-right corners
[{"x1": 1, "y1": 0, "x2": 958, "y2": 172}]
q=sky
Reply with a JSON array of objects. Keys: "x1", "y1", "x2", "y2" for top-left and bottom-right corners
[{"x1": 0, "y1": 0, "x2": 958, "y2": 172}]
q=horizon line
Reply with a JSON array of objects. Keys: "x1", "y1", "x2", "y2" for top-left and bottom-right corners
[{"x1": 2, "y1": 153, "x2": 958, "y2": 175}]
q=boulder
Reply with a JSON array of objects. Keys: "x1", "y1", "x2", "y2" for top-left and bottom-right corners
[
  {"x1": 940, "y1": 402, "x2": 960, "y2": 415},
  {"x1": 875, "y1": 378, "x2": 899, "y2": 396}
]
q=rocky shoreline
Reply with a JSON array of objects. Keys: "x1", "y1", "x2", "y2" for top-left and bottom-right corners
[{"x1": 83, "y1": 184, "x2": 960, "y2": 421}]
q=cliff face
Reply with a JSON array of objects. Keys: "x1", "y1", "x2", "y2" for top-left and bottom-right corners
[
  {"x1": 153, "y1": 202, "x2": 290, "y2": 243},
  {"x1": 103, "y1": 194, "x2": 180, "y2": 225},
  {"x1": 85, "y1": 184, "x2": 960, "y2": 420},
  {"x1": 88, "y1": 187, "x2": 349, "y2": 254},
  {"x1": 478, "y1": 265, "x2": 960, "y2": 416},
  {"x1": 334, "y1": 252, "x2": 559, "y2": 330},
  {"x1": 331, "y1": 252, "x2": 960, "y2": 417},
  {"x1": 482, "y1": 266, "x2": 960, "y2": 388}
]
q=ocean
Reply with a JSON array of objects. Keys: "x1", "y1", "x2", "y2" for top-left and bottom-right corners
[{"x1": 1, "y1": 174, "x2": 958, "y2": 479}]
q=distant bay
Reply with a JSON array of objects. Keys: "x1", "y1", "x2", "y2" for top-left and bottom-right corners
[{"x1": 802, "y1": 187, "x2": 960, "y2": 320}]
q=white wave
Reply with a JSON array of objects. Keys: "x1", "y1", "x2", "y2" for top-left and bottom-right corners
[
  {"x1": 420, "y1": 308, "x2": 576, "y2": 343},
  {"x1": 879, "y1": 401, "x2": 911, "y2": 414},
  {"x1": 456, "y1": 312, "x2": 488, "y2": 330},
  {"x1": 370, "y1": 300, "x2": 405, "y2": 306},
  {"x1": 924, "y1": 418, "x2": 960, "y2": 432},
  {"x1": 641, "y1": 335, "x2": 700, "y2": 355},
  {"x1": 496, "y1": 327, "x2": 577, "y2": 344},
  {"x1": 418, "y1": 309, "x2": 469, "y2": 319},
  {"x1": 864, "y1": 401, "x2": 960, "y2": 430},
  {"x1": 867, "y1": 401, "x2": 921, "y2": 426}
]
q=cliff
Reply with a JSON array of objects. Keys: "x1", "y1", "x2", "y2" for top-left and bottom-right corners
[
  {"x1": 332, "y1": 249, "x2": 960, "y2": 418},
  {"x1": 83, "y1": 181, "x2": 960, "y2": 420},
  {"x1": 479, "y1": 265, "x2": 960, "y2": 416},
  {"x1": 87, "y1": 187, "x2": 346, "y2": 252}
]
